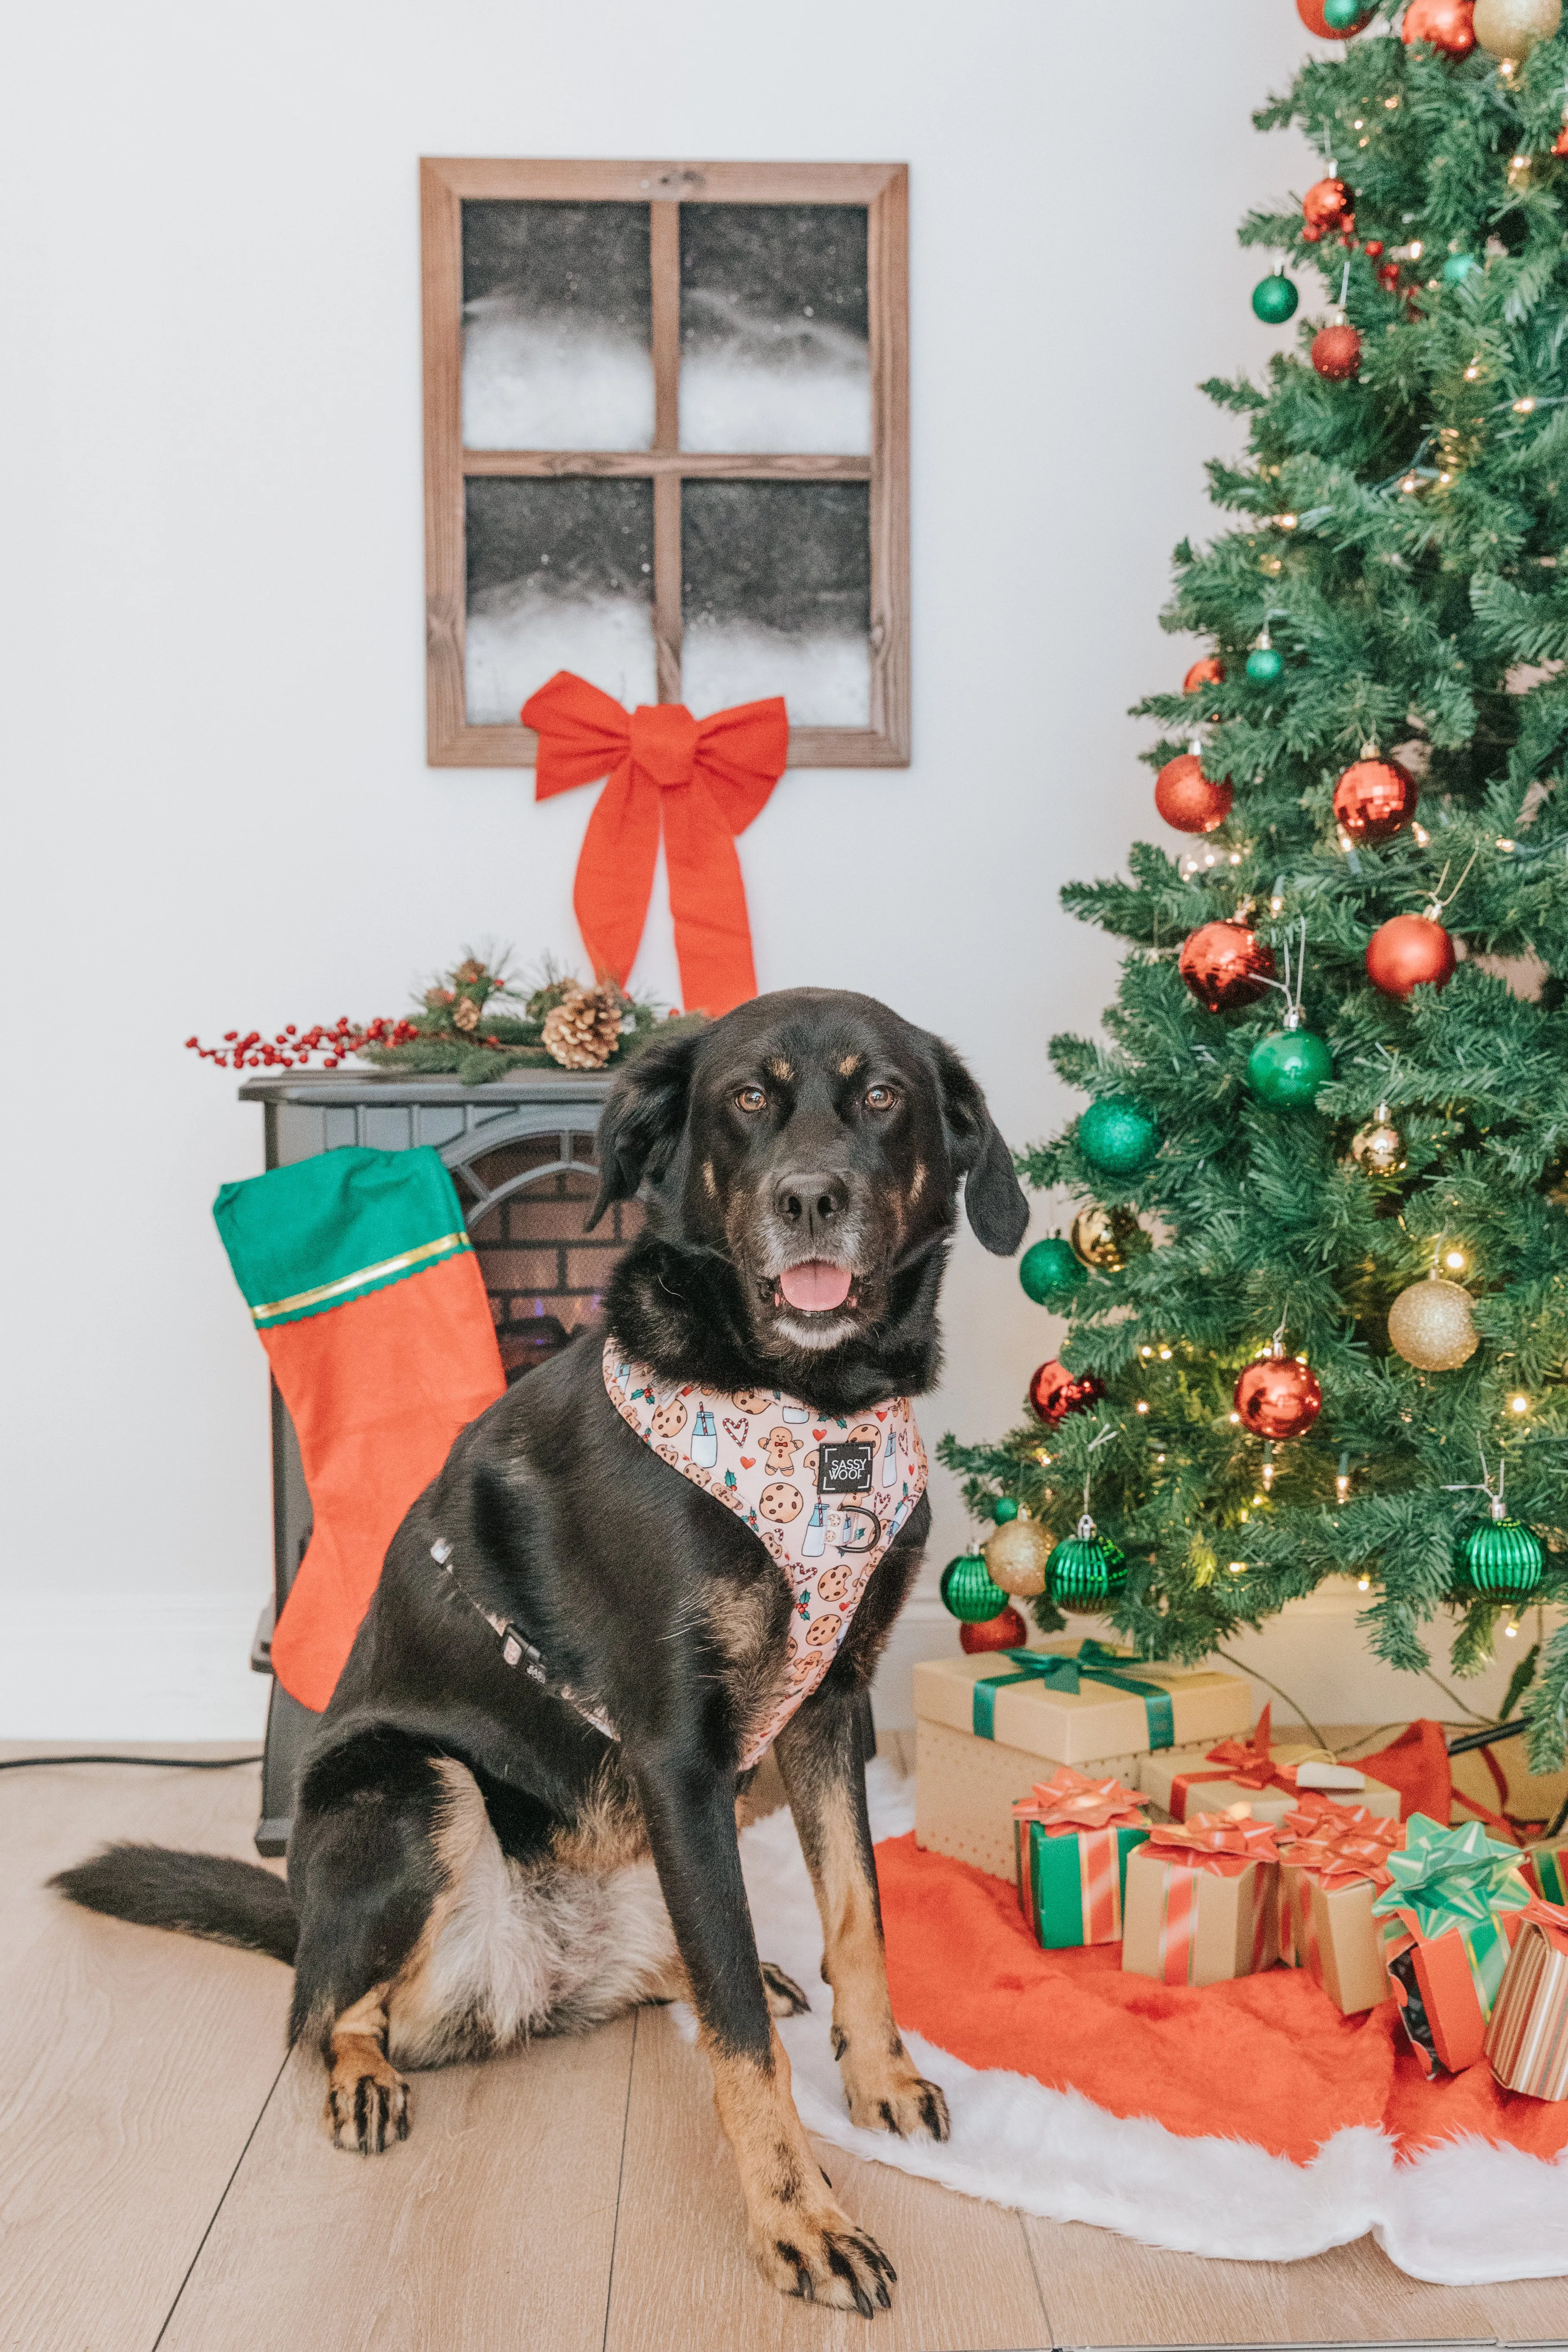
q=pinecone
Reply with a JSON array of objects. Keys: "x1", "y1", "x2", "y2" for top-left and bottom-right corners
[
  {"x1": 452, "y1": 996, "x2": 480, "y2": 1032},
  {"x1": 541, "y1": 983, "x2": 622, "y2": 1069}
]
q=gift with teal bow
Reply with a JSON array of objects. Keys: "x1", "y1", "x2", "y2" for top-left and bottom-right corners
[{"x1": 1371, "y1": 1814, "x2": 1531, "y2": 2077}]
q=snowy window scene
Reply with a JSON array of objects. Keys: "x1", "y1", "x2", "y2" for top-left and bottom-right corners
[{"x1": 422, "y1": 160, "x2": 909, "y2": 769}]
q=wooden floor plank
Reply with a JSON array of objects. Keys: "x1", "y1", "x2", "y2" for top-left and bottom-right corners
[
  {"x1": 1025, "y1": 2211, "x2": 1568, "y2": 2345},
  {"x1": 604, "y1": 2004, "x2": 1052, "y2": 2352},
  {"x1": 158, "y1": 2017, "x2": 637, "y2": 2352},
  {"x1": 0, "y1": 1747, "x2": 290, "y2": 2352}
]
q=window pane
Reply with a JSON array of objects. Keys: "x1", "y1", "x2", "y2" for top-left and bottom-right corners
[
  {"x1": 464, "y1": 478, "x2": 655, "y2": 723},
  {"x1": 679, "y1": 205, "x2": 869, "y2": 455},
  {"x1": 681, "y1": 481, "x2": 870, "y2": 726},
  {"x1": 462, "y1": 200, "x2": 653, "y2": 451}
]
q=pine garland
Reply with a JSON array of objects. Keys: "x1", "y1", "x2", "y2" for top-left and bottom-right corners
[{"x1": 941, "y1": 7, "x2": 1568, "y2": 1769}]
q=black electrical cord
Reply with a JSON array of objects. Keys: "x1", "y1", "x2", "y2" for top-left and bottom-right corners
[{"x1": 0, "y1": 1753, "x2": 262, "y2": 1773}]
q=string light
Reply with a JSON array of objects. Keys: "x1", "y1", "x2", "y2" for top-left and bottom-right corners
[
  {"x1": 1227, "y1": 1561, "x2": 1247, "y2": 1575},
  {"x1": 1496, "y1": 837, "x2": 1515, "y2": 853},
  {"x1": 1140, "y1": 1345, "x2": 1154, "y2": 1359},
  {"x1": 1136, "y1": 1399, "x2": 1150, "y2": 1414},
  {"x1": 1262, "y1": 1444, "x2": 1275, "y2": 1491},
  {"x1": 1408, "y1": 240, "x2": 1423, "y2": 260},
  {"x1": 1230, "y1": 1411, "x2": 1242, "y2": 1425},
  {"x1": 1270, "y1": 893, "x2": 1284, "y2": 915},
  {"x1": 1412, "y1": 823, "x2": 1430, "y2": 847},
  {"x1": 1510, "y1": 1394, "x2": 1529, "y2": 1415},
  {"x1": 1513, "y1": 397, "x2": 1537, "y2": 415},
  {"x1": 1504, "y1": 1617, "x2": 1520, "y2": 1639},
  {"x1": 1358, "y1": 1575, "x2": 1370, "y2": 1591},
  {"x1": 1158, "y1": 1347, "x2": 1173, "y2": 1361},
  {"x1": 1444, "y1": 1248, "x2": 1466, "y2": 1271},
  {"x1": 1464, "y1": 361, "x2": 1482, "y2": 382}
]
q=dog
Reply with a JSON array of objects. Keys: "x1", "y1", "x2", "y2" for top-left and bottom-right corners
[{"x1": 54, "y1": 987, "x2": 1027, "y2": 2316}]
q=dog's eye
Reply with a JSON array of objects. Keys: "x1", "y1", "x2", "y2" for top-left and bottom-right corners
[
  {"x1": 734, "y1": 1086, "x2": 768, "y2": 1113},
  {"x1": 864, "y1": 1085, "x2": 897, "y2": 1113}
]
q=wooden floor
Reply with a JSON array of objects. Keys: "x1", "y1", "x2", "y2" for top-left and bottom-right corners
[{"x1": 3, "y1": 1742, "x2": 1566, "y2": 2352}]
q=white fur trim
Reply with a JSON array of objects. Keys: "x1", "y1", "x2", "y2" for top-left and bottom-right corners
[{"x1": 688, "y1": 1762, "x2": 1568, "y2": 2285}]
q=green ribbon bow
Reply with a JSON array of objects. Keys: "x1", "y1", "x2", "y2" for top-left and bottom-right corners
[
  {"x1": 1371, "y1": 1812, "x2": 1529, "y2": 1943},
  {"x1": 970, "y1": 1640, "x2": 1176, "y2": 1750}
]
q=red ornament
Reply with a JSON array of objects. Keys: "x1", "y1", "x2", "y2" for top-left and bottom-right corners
[
  {"x1": 1377, "y1": 261, "x2": 1403, "y2": 291},
  {"x1": 1296, "y1": 0, "x2": 1372, "y2": 30},
  {"x1": 1402, "y1": 0, "x2": 1477, "y2": 53},
  {"x1": 1557, "y1": 125, "x2": 1568, "y2": 158},
  {"x1": 1183, "y1": 656, "x2": 1225, "y2": 694},
  {"x1": 1235, "y1": 1351, "x2": 1324, "y2": 1441},
  {"x1": 1333, "y1": 758, "x2": 1418, "y2": 844},
  {"x1": 1029, "y1": 1360, "x2": 1104, "y2": 1427},
  {"x1": 1364, "y1": 240, "x2": 1385, "y2": 259},
  {"x1": 1366, "y1": 913, "x2": 1456, "y2": 998},
  {"x1": 1179, "y1": 922, "x2": 1277, "y2": 1013},
  {"x1": 960, "y1": 1606, "x2": 1027, "y2": 1655},
  {"x1": 1155, "y1": 753, "x2": 1234, "y2": 836},
  {"x1": 1311, "y1": 323, "x2": 1363, "y2": 381},
  {"x1": 1303, "y1": 179, "x2": 1355, "y2": 242}
]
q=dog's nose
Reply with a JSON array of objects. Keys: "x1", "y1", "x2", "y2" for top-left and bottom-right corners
[{"x1": 773, "y1": 1171, "x2": 849, "y2": 1248}]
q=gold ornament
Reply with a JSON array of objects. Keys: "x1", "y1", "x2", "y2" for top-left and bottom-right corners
[
  {"x1": 1473, "y1": 0, "x2": 1561, "y2": 54},
  {"x1": 1349, "y1": 1103, "x2": 1406, "y2": 1176},
  {"x1": 1069, "y1": 1204, "x2": 1146, "y2": 1273},
  {"x1": 541, "y1": 983, "x2": 623, "y2": 1070},
  {"x1": 983, "y1": 1514, "x2": 1054, "y2": 1597},
  {"x1": 1387, "y1": 1273, "x2": 1479, "y2": 1370}
]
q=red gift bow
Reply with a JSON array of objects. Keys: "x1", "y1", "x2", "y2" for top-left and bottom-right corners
[
  {"x1": 1011, "y1": 1766, "x2": 1150, "y2": 1836},
  {"x1": 1148, "y1": 1809, "x2": 1282, "y2": 1879},
  {"x1": 1521, "y1": 1893, "x2": 1568, "y2": 1955},
  {"x1": 1168, "y1": 1703, "x2": 1344, "y2": 1820},
  {"x1": 521, "y1": 671, "x2": 789, "y2": 1017},
  {"x1": 1281, "y1": 1799, "x2": 1404, "y2": 1893}
]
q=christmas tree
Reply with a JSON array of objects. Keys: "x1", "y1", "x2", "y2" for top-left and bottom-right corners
[{"x1": 941, "y1": 0, "x2": 1568, "y2": 1771}]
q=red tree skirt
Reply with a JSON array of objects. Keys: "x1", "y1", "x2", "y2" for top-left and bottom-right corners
[{"x1": 729, "y1": 1768, "x2": 1568, "y2": 2283}]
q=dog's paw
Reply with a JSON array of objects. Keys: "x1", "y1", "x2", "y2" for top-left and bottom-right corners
[
  {"x1": 760, "y1": 1959, "x2": 810, "y2": 2017},
  {"x1": 837, "y1": 2032, "x2": 950, "y2": 2142},
  {"x1": 324, "y1": 2054, "x2": 410, "y2": 2155},
  {"x1": 754, "y1": 2204, "x2": 896, "y2": 2315}
]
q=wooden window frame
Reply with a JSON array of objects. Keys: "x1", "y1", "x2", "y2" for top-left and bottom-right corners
[{"x1": 420, "y1": 157, "x2": 909, "y2": 770}]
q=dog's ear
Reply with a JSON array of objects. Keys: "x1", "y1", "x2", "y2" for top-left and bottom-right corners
[
  {"x1": 932, "y1": 1039, "x2": 1030, "y2": 1256},
  {"x1": 586, "y1": 1027, "x2": 701, "y2": 1230}
]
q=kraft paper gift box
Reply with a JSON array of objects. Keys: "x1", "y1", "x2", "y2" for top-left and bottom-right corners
[
  {"x1": 1372, "y1": 1814, "x2": 1532, "y2": 2076},
  {"x1": 1486, "y1": 1894, "x2": 1568, "y2": 2101},
  {"x1": 1526, "y1": 1832, "x2": 1568, "y2": 1906},
  {"x1": 1138, "y1": 1704, "x2": 1400, "y2": 1829},
  {"x1": 1012, "y1": 1768, "x2": 1152, "y2": 1949},
  {"x1": 1121, "y1": 1813, "x2": 1282, "y2": 1988},
  {"x1": 1277, "y1": 1795, "x2": 1405, "y2": 2015},
  {"x1": 913, "y1": 1639, "x2": 1251, "y2": 1882}
]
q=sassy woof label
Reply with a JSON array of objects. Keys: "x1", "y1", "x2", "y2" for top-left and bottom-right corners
[{"x1": 603, "y1": 1340, "x2": 927, "y2": 1766}]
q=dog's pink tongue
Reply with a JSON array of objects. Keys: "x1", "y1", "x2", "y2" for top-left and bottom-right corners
[{"x1": 779, "y1": 1260, "x2": 854, "y2": 1313}]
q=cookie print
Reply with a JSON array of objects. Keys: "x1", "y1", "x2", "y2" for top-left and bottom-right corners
[{"x1": 601, "y1": 1339, "x2": 927, "y2": 1770}]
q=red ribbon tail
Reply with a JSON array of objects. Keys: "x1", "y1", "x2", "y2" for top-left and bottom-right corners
[
  {"x1": 572, "y1": 758, "x2": 659, "y2": 989},
  {"x1": 662, "y1": 775, "x2": 758, "y2": 1015}
]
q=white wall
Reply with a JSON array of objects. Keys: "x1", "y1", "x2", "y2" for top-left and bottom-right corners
[{"x1": 2, "y1": 0, "x2": 1532, "y2": 1740}]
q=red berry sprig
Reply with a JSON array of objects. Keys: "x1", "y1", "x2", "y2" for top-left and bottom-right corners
[{"x1": 184, "y1": 1014, "x2": 420, "y2": 1071}]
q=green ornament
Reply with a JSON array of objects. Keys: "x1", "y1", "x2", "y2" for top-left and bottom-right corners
[
  {"x1": 1047, "y1": 1514, "x2": 1128, "y2": 1609},
  {"x1": 992, "y1": 1496, "x2": 1021, "y2": 1524},
  {"x1": 1020, "y1": 1234, "x2": 1084, "y2": 1304},
  {"x1": 1246, "y1": 644, "x2": 1285, "y2": 686},
  {"x1": 1459, "y1": 1511, "x2": 1545, "y2": 1604},
  {"x1": 1079, "y1": 1097, "x2": 1160, "y2": 1178},
  {"x1": 1251, "y1": 273, "x2": 1299, "y2": 325},
  {"x1": 940, "y1": 1551, "x2": 1012, "y2": 1623},
  {"x1": 1324, "y1": 0, "x2": 1370, "y2": 25},
  {"x1": 1442, "y1": 253, "x2": 1479, "y2": 286},
  {"x1": 1246, "y1": 1024, "x2": 1333, "y2": 1108}
]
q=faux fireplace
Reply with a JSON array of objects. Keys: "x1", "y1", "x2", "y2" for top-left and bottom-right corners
[{"x1": 238, "y1": 1066, "x2": 627, "y2": 1851}]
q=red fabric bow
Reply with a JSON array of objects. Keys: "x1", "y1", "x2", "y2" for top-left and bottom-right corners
[
  {"x1": 1522, "y1": 1893, "x2": 1568, "y2": 1954},
  {"x1": 1011, "y1": 1766, "x2": 1149, "y2": 1836},
  {"x1": 1148, "y1": 1810, "x2": 1282, "y2": 1879},
  {"x1": 521, "y1": 670, "x2": 789, "y2": 1017},
  {"x1": 1281, "y1": 1798, "x2": 1405, "y2": 1892}
]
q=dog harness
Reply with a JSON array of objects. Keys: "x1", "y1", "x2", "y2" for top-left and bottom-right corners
[{"x1": 602, "y1": 1340, "x2": 927, "y2": 1767}]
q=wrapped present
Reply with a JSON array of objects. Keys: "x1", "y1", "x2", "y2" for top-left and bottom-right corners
[
  {"x1": 1372, "y1": 1813, "x2": 1531, "y2": 2076},
  {"x1": 1278, "y1": 1795, "x2": 1405, "y2": 2015},
  {"x1": 1526, "y1": 1832, "x2": 1568, "y2": 1907},
  {"x1": 914, "y1": 1640, "x2": 1250, "y2": 1881},
  {"x1": 1139, "y1": 1705, "x2": 1400, "y2": 1828},
  {"x1": 1013, "y1": 1768, "x2": 1152, "y2": 1949},
  {"x1": 1485, "y1": 1895, "x2": 1568, "y2": 2101},
  {"x1": 1122, "y1": 1812, "x2": 1282, "y2": 1987}
]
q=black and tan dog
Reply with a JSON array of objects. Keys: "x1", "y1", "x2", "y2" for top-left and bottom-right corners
[{"x1": 55, "y1": 987, "x2": 1027, "y2": 2316}]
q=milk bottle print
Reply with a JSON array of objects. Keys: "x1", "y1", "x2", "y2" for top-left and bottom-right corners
[
  {"x1": 783, "y1": 1402, "x2": 810, "y2": 1422},
  {"x1": 691, "y1": 1405, "x2": 717, "y2": 1466},
  {"x1": 803, "y1": 1502, "x2": 827, "y2": 1557},
  {"x1": 880, "y1": 1428, "x2": 896, "y2": 1487}
]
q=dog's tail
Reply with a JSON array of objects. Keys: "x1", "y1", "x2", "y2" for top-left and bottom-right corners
[{"x1": 51, "y1": 1844, "x2": 298, "y2": 1965}]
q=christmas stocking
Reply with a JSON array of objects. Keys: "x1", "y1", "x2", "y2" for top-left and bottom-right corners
[{"x1": 214, "y1": 1146, "x2": 506, "y2": 1710}]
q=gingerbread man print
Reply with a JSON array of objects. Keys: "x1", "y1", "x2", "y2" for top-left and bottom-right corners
[{"x1": 761, "y1": 1426, "x2": 805, "y2": 1473}]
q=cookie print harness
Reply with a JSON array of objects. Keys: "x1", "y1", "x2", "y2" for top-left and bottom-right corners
[{"x1": 605, "y1": 1338, "x2": 927, "y2": 1768}]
